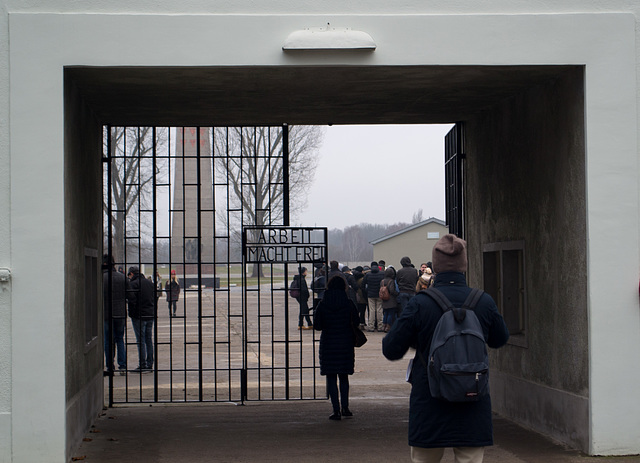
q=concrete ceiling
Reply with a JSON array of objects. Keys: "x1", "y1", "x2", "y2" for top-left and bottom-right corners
[{"x1": 66, "y1": 65, "x2": 577, "y2": 126}]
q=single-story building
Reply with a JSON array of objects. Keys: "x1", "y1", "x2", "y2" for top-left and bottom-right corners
[{"x1": 371, "y1": 218, "x2": 448, "y2": 270}]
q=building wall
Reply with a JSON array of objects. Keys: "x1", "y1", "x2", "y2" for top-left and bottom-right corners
[
  {"x1": 0, "y1": 1, "x2": 10, "y2": 459},
  {"x1": 63, "y1": 77, "x2": 105, "y2": 460},
  {"x1": 465, "y1": 68, "x2": 589, "y2": 450},
  {"x1": 1, "y1": 2, "x2": 639, "y2": 461},
  {"x1": 373, "y1": 221, "x2": 447, "y2": 270}
]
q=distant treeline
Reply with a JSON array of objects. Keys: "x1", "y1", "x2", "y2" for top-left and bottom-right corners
[{"x1": 327, "y1": 222, "x2": 410, "y2": 264}]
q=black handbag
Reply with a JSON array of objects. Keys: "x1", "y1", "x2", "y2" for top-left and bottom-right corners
[{"x1": 352, "y1": 321, "x2": 367, "y2": 348}]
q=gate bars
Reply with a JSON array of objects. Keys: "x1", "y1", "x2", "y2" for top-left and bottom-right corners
[{"x1": 103, "y1": 125, "x2": 325, "y2": 404}]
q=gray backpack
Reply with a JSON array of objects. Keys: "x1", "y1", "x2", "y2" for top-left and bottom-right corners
[{"x1": 419, "y1": 287, "x2": 489, "y2": 402}]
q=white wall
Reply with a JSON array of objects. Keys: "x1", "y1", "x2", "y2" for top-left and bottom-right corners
[
  {"x1": 1, "y1": 2, "x2": 639, "y2": 460},
  {"x1": 0, "y1": 1, "x2": 11, "y2": 461}
]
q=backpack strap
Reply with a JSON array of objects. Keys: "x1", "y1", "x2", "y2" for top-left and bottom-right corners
[
  {"x1": 461, "y1": 288, "x2": 484, "y2": 311},
  {"x1": 422, "y1": 287, "x2": 453, "y2": 313}
]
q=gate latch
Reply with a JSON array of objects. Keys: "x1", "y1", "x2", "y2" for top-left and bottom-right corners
[{"x1": 0, "y1": 268, "x2": 11, "y2": 282}]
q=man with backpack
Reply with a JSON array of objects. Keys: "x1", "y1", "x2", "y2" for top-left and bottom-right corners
[{"x1": 382, "y1": 234, "x2": 509, "y2": 463}]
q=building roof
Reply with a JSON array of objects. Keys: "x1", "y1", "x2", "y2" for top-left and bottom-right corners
[{"x1": 369, "y1": 217, "x2": 446, "y2": 245}]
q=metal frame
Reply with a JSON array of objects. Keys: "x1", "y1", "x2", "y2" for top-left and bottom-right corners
[
  {"x1": 444, "y1": 123, "x2": 465, "y2": 238},
  {"x1": 103, "y1": 125, "x2": 325, "y2": 404},
  {"x1": 242, "y1": 226, "x2": 328, "y2": 401}
]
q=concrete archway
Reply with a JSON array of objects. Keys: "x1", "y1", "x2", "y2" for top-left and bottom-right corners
[{"x1": 64, "y1": 64, "x2": 587, "y2": 450}]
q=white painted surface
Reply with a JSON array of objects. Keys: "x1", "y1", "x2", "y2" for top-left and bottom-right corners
[
  {"x1": 1, "y1": 2, "x2": 639, "y2": 460},
  {"x1": 283, "y1": 25, "x2": 376, "y2": 49}
]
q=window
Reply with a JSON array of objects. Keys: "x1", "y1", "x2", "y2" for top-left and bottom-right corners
[
  {"x1": 427, "y1": 232, "x2": 440, "y2": 239},
  {"x1": 483, "y1": 241, "x2": 526, "y2": 347},
  {"x1": 84, "y1": 248, "x2": 99, "y2": 348}
]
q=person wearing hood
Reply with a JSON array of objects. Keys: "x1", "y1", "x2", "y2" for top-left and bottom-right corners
[
  {"x1": 126, "y1": 266, "x2": 156, "y2": 373},
  {"x1": 313, "y1": 275, "x2": 360, "y2": 420},
  {"x1": 382, "y1": 234, "x2": 509, "y2": 463},
  {"x1": 397, "y1": 256, "x2": 419, "y2": 314},
  {"x1": 363, "y1": 261, "x2": 385, "y2": 332}
]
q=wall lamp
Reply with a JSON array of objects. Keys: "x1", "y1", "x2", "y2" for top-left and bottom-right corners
[{"x1": 283, "y1": 23, "x2": 376, "y2": 51}]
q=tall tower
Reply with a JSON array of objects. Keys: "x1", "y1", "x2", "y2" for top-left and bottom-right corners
[{"x1": 170, "y1": 127, "x2": 215, "y2": 268}]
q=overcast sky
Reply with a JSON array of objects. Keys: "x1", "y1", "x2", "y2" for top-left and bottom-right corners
[{"x1": 294, "y1": 124, "x2": 454, "y2": 230}]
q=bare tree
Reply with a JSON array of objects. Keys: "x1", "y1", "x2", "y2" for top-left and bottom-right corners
[
  {"x1": 412, "y1": 208, "x2": 424, "y2": 224},
  {"x1": 213, "y1": 126, "x2": 324, "y2": 275},
  {"x1": 103, "y1": 126, "x2": 168, "y2": 263},
  {"x1": 342, "y1": 225, "x2": 368, "y2": 263}
]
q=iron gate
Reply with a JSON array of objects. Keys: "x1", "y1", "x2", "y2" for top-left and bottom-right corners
[
  {"x1": 444, "y1": 123, "x2": 465, "y2": 238},
  {"x1": 103, "y1": 125, "x2": 326, "y2": 404}
]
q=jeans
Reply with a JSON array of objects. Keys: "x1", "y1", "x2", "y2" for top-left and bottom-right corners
[
  {"x1": 168, "y1": 300, "x2": 177, "y2": 314},
  {"x1": 383, "y1": 308, "x2": 396, "y2": 326},
  {"x1": 104, "y1": 317, "x2": 127, "y2": 371},
  {"x1": 131, "y1": 318, "x2": 154, "y2": 369}
]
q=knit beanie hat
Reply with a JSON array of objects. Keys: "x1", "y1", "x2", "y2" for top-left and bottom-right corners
[{"x1": 432, "y1": 234, "x2": 467, "y2": 273}]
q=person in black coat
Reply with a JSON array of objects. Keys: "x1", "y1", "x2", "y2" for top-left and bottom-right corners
[
  {"x1": 126, "y1": 266, "x2": 157, "y2": 373},
  {"x1": 165, "y1": 269, "x2": 181, "y2": 317},
  {"x1": 292, "y1": 267, "x2": 312, "y2": 330},
  {"x1": 313, "y1": 275, "x2": 360, "y2": 421},
  {"x1": 341, "y1": 266, "x2": 359, "y2": 307},
  {"x1": 363, "y1": 261, "x2": 385, "y2": 331},
  {"x1": 352, "y1": 266, "x2": 368, "y2": 329},
  {"x1": 103, "y1": 254, "x2": 129, "y2": 375},
  {"x1": 311, "y1": 266, "x2": 327, "y2": 310},
  {"x1": 382, "y1": 235, "x2": 509, "y2": 463}
]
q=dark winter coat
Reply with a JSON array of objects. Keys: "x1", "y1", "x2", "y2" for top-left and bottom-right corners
[
  {"x1": 363, "y1": 266, "x2": 385, "y2": 298},
  {"x1": 343, "y1": 272, "x2": 359, "y2": 306},
  {"x1": 292, "y1": 273, "x2": 310, "y2": 305},
  {"x1": 127, "y1": 272, "x2": 156, "y2": 320},
  {"x1": 165, "y1": 279, "x2": 181, "y2": 302},
  {"x1": 352, "y1": 270, "x2": 367, "y2": 304},
  {"x1": 396, "y1": 257, "x2": 419, "y2": 295},
  {"x1": 103, "y1": 268, "x2": 129, "y2": 320},
  {"x1": 382, "y1": 272, "x2": 509, "y2": 449},
  {"x1": 312, "y1": 271, "x2": 326, "y2": 301},
  {"x1": 313, "y1": 288, "x2": 359, "y2": 376},
  {"x1": 381, "y1": 269, "x2": 399, "y2": 310}
]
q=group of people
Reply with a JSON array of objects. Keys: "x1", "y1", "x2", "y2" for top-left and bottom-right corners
[
  {"x1": 291, "y1": 235, "x2": 510, "y2": 463},
  {"x1": 292, "y1": 257, "x2": 435, "y2": 333},
  {"x1": 102, "y1": 255, "x2": 181, "y2": 375}
]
